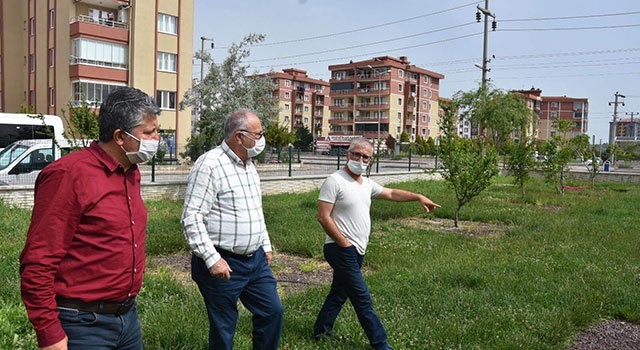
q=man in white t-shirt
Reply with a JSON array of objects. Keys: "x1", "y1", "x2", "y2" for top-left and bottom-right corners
[{"x1": 313, "y1": 137, "x2": 440, "y2": 350}]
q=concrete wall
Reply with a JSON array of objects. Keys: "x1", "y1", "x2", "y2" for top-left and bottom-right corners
[{"x1": 0, "y1": 171, "x2": 442, "y2": 210}]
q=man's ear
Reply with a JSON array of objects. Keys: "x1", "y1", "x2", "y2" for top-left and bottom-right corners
[{"x1": 113, "y1": 129, "x2": 126, "y2": 146}]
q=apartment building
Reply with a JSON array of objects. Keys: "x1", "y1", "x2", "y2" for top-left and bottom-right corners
[
  {"x1": 511, "y1": 88, "x2": 542, "y2": 142},
  {"x1": 0, "y1": 0, "x2": 194, "y2": 159},
  {"x1": 269, "y1": 68, "x2": 330, "y2": 138},
  {"x1": 538, "y1": 95, "x2": 588, "y2": 141},
  {"x1": 327, "y1": 56, "x2": 444, "y2": 147},
  {"x1": 612, "y1": 117, "x2": 640, "y2": 142}
]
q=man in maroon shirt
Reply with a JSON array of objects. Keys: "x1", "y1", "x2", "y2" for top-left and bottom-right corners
[{"x1": 20, "y1": 87, "x2": 160, "y2": 350}]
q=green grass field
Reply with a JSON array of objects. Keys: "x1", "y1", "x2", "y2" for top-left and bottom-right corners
[{"x1": 2, "y1": 176, "x2": 639, "y2": 349}]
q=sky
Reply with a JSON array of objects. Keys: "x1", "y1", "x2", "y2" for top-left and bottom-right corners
[{"x1": 193, "y1": 0, "x2": 640, "y2": 144}]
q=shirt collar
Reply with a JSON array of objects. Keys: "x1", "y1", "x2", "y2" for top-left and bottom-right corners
[
  {"x1": 88, "y1": 141, "x2": 138, "y2": 173},
  {"x1": 220, "y1": 140, "x2": 245, "y2": 166}
]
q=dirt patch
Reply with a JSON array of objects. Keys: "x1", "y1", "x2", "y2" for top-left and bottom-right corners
[
  {"x1": 387, "y1": 217, "x2": 508, "y2": 237},
  {"x1": 149, "y1": 252, "x2": 332, "y2": 296},
  {"x1": 569, "y1": 320, "x2": 640, "y2": 350}
]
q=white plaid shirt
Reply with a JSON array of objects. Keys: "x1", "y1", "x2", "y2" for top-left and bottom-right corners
[{"x1": 182, "y1": 141, "x2": 271, "y2": 268}]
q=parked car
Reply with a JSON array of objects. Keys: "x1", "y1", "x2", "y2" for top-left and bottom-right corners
[
  {"x1": 584, "y1": 158, "x2": 603, "y2": 168},
  {"x1": 0, "y1": 139, "x2": 69, "y2": 186}
]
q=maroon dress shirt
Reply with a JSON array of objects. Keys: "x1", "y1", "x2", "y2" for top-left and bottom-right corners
[{"x1": 19, "y1": 141, "x2": 147, "y2": 347}]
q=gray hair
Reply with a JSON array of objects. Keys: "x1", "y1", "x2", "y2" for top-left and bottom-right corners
[
  {"x1": 98, "y1": 87, "x2": 161, "y2": 142},
  {"x1": 348, "y1": 137, "x2": 373, "y2": 152},
  {"x1": 224, "y1": 109, "x2": 258, "y2": 139}
]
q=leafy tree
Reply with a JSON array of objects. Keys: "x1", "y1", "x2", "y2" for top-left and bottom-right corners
[
  {"x1": 415, "y1": 135, "x2": 436, "y2": 155},
  {"x1": 505, "y1": 137, "x2": 537, "y2": 202},
  {"x1": 454, "y1": 86, "x2": 535, "y2": 152},
  {"x1": 400, "y1": 130, "x2": 410, "y2": 142},
  {"x1": 540, "y1": 117, "x2": 577, "y2": 195},
  {"x1": 265, "y1": 122, "x2": 296, "y2": 162},
  {"x1": 293, "y1": 126, "x2": 313, "y2": 151},
  {"x1": 180, "y1": 34, "x2": 279, "y2": 162},
  {"x1": 439, "y1": 99, "x2": 499, "y2": 227},
  {"x1": 59, "y1": 100, "x2": 99, "y2": 150}
]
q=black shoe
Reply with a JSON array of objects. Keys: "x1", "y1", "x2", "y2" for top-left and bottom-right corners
[{"x1": 314, "y1": 332, "x2": 336, "y2": 342}]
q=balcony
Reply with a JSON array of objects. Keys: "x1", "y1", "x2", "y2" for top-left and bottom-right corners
[
  {"x1": 355, "y1": 116, "x2": 389, "y2": 123},
  {"x1": 329, "y1": 89, "x2": 355, "y2": 96},
  {"x1": 329, "y1": 103, "x2": 353, "y2": 111},
  {"x1": 329, "y1": 117, "x2": 354, "y2": 126},
  {"x1": 70, "y1": 15, "x2": 129, "y2": 43}
]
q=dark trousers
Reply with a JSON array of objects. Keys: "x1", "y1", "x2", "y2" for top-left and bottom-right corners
[
  {"x1": 314, "y1": 243, "x2": 389, "y2": 349},
  {"x1": 191, "y1": 248, "x2": 284, "y2": 350},
  {"x1": 57, "y1": 303, "x2": 142, "y2": 350}
]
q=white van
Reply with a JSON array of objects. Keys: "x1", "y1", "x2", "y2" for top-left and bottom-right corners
[
  {"x1": 0, "y1": 113, "x2": 65, "y2": 151},
  {"x1": 0, "y1": 139, "x2": 71, "y2": 186}
]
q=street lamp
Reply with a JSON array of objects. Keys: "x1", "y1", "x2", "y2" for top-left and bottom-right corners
[{"x1": 368, "y1": 65, "x2": 390, "y2": 173}]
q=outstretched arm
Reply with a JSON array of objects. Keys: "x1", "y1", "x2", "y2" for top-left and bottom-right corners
[{"x1": 377, "y1": 188, "x2": 441, "y2": 212}]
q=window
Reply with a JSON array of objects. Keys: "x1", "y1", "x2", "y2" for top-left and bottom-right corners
[
  {"x1": 304, "y1": 94, "x2": 309, "y2": 101},
  {"x1": 29, "y1": 54, "x2": 35, "y2": 72},
  {"x1": 48, "y1": 48, "x2": 54, "y2": 67},
  {"x1": 398, "y1": 112, "x2": 402, "y2": 120},
  {"x1": 304, "y1": 106, "x2": 309, "y2": 112},
  {"x1": 72, "y1": 81, "x2": 123, "y2": 106},
  {"x1": 49, "y1": 9, "x2": 55, "y2": 29},
  {"x1": 284, "y1": 104, "x2": 290, "y2": 110},
  {"x1": 304, "y1": 117, "x2": 309, "y2": 124},
  {"x1": 551, "y1": 102, "x2": 558, "y2": 108},
  {"x1": 551, "y1": 111, "x2": 558, "y2": 118},
  {"x1": 423, "y1": 89, "x2": 428, "y2": 97},
  {"x1": 157, "y1": 14, "x2": 178, "y2": 34},
  {"x1": 422, "y1": 115, "x2": 426, "y2": 122},
  {"x1": 156, "y1": 91, "x2": 176, "y2": 109},
  {"x1": 398, "y1": 69, "x2": 403, "y2": 78},
  {"x1": 29, "y1": 18, "x2": 35, "y2": 35},
  {"x1": 157, "y1": 52, "x2": 177, "y2": 72},
  {"x1": 284, "y1": 116, "x2": 290, "y2": 122},
  {"x1": 398, "y1": 84, "x2": 403, "y2": 92},
  {"x1": 424, "y1": 75, "x2": 429, "y2": 83},
  {"x1": 284, "y1": 91, "x2": 290, "y2": 99},
  {"x1": 49, "y1": 88, "x2": 55, "y2": 106},
  {"x1": 398, "y1": 98, "x2": 402, "y2": 106},
  {"x1": 285, "y1": 80, "x2": 291, "y2": 87},
  {"x1": 423, "y1": 101, "x2": 427, "y2": 109},
  {"x1": 71, "y1": 38, "x2": 128, "y2": 68}
]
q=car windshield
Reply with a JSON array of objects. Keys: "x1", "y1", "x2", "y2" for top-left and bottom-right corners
[{"x1": 0, "y1": 144, "x2": 30, "y2": 170}]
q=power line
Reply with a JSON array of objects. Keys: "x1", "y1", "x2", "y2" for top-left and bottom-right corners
[
  {"x1": 213, "y1": 1, "x2": 479, "y2": 50},
  {"x1": 501, "y1": 10, "x2": 640, "y2": 22},
  {"x1": 500, "y1": 23, "x2": 640, "y2": 32},
  {"x1": 248, "y1": 22, "x2": 476, "y2": 63},
  {"x1": 252, "y1": 32, "x2": 483, "y2": 70}
]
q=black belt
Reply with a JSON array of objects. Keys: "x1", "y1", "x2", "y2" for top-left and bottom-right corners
[
  {"x1": 216, "y1": 247, "x2": 256, "y2": 260},
  {"x1": 56, "y1": 296, "x2": 136, "y2": 315}
]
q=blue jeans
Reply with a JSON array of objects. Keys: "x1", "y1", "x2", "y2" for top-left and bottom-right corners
[
  {"x1": 313, "y1": 243, "x2": 389, "y2": 350},
  {"x1": 191, "y1": 248, "x2": 284, "y2": 350},
  {"x1": 57, "y1": 303, "x2": 142, "y2": 350}
]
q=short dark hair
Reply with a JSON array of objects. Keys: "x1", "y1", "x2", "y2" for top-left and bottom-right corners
[{"x1": 98, "y1": 87, "x2": 161, "y2": 142}]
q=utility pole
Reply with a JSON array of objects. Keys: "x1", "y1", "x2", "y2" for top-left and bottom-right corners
[
  {"x1": 627, "y1": 111, "x2": 638, "y2": 140},
  {"x1": 475, "y1": 0, "x2": 496, "y2": 91},
  {"x1": 200, "y1": 36, "x2": 215, "y2": 83},
  {"x1": 608, "y1": 91, "x2": 625, "y2": 165},
  {"x1": 474, "y1": 0, "x2": 496, "y2": 141}
]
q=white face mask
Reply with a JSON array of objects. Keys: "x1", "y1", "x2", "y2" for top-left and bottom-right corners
[
  {"x1": 241, "y1": 132, "x2": 266, "y2": 158},
  {"x1": 122, "y1": 131, "x2": 158, "y2": 164},
  {"x1": 347, "y1": 160, "x2": 368, "y2": 175}
]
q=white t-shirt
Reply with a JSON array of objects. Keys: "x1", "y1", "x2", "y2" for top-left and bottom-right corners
[{"x1": 318, "y1": 169, "x2": 383, "y2": 255}]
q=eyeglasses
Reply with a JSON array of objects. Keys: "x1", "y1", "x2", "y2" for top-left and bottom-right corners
[
  {"x1": 349, "y1": 151, "x2": 371, "y2": 163},
  {"x1": 239, "y1": 129, "x2": 265, "y2": 139}
]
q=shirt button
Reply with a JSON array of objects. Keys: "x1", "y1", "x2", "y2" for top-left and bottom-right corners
[
  {"x1": 134, "y1": 268, "x2": 137, "y2": 272},
  {"x1": 134, "y1": 244, "x2": 138, "y2": 248},
  {"x1": 131, "y1": 220, "x2": 135, "y2": 225}
]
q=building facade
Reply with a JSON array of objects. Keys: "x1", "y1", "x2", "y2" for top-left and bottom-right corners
[
  {"x1": 327, "y1": 56, "x2": 444, "y2": 148},
  {"x1": 269, "y1": 68, "x2": 330, "y2": 138},
  {"x1": 538, "y1": 95, "x2": 588, "y2": 141},
  {"x1": 0, "y1": 0, "x2": 194, "y2": 159}
]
